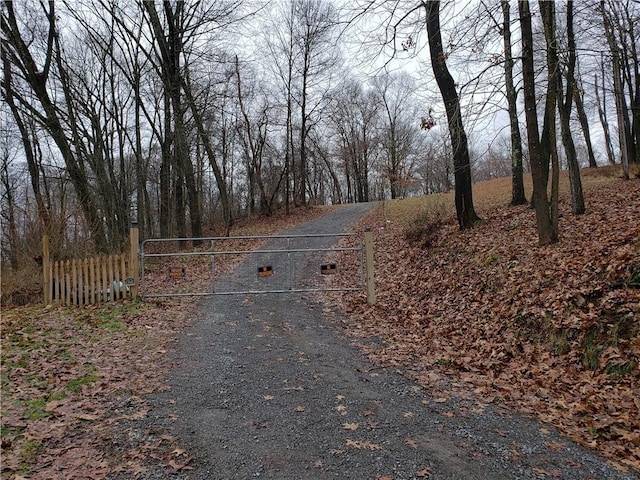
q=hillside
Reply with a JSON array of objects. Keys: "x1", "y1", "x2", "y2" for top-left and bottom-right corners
[{"x1": 338, "y1": 169, "x2": 640, "y2": 473}]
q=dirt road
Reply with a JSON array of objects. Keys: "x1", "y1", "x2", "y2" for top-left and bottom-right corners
[{"x1": 141, "y1": 204, "x2": 637, "y2": 480}]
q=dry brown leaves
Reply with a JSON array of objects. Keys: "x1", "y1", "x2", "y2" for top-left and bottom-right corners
[
  {"x1": 337, "y1": 177, "x2": 640, "y2": 473},
  {"x1": 0, "y1": 299, "x2": 200, "y2": 478},
  {"x1": 1, "y1": 205, "x2": 331, "y2": 479}
]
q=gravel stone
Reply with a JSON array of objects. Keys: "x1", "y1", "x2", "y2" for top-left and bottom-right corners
[{"x1": 122, "y1": 204, "x2": 638, "y2": 480}]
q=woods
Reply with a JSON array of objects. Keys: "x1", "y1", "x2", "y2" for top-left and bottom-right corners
[{"x1": 2, "y1": 0, "x2": 639, "y2": 265}]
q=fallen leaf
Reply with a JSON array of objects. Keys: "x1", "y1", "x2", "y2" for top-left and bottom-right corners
[
  {"x1": 531, "y1": 467, "x2": 562, "y2": 477},
  {"x1": 404, "y1": 437, "x2": 419, "y2": 449},
  {"x1": 346, "y1": 439, "x2": 382, "y2": 450},
  {"x1": 342, "y1": 422, "x2": 359, "y2": 431},
  {"x1": 167, "y1": 457, "x2": 193, "y2": 471},
  {"x1": 77, "y1": 413, "x2": 100, "y2": 421},
  {"x1": 545, "y1": 441, "x2": 565, "y2": 452}
]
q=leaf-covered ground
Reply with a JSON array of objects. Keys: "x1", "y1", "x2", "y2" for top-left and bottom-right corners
[
  {"x1": 0, "y1": 300, "x2": 197, "y2": 479},
  {"x1": 337, "y1": 172, "x2": 640, "y2": 473},
  {"x1": 0, "y1": 206, "x2": 330, "y2": 479},
  {"x1": 2, "y1": 176, "x2": 639, "y2": 477}
]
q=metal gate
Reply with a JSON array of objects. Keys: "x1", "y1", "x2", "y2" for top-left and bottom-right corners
[{"x1": 140, "y1": 233, "x2": 369, "y2": 298}]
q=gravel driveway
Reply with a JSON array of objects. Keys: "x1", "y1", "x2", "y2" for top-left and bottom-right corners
[{"x1": 146, "y1": 204, "x2": 637, "y2": 480}]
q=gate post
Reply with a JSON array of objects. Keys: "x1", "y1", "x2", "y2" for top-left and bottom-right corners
[
  {"x1": 43, "y1": 235, "x2": 51, "y2": 305},
  {"x1": 129, "y1": 226, "x2": 139, "y2": 299},
  {"x1": 364, "y1": 229, "x2": 376, "y2": 305}
]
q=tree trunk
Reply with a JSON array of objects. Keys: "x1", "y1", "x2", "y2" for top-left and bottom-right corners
[
  {"x1": 556, "y1": 0, "x2": 585, "y2": 215},
  {"x1": 601, "y1": 0, "x2": 630, "y2": 179},
  {"x1": 595, "y1": 72, "x2": 617, "y2": 165},
  {"x1": 573, "y1": 84, "x2": 598, "y2": 168},
  {"x1": 518, "y1": 0, "x2": 557, "y2": 245},
  {"x1": 159, "y1": 93, "x2": 173, "y2": 237},
  {"x1": 501, "y1": 0, "x2": 526, "y2": 206},
  {"x1": 425, "y1": 1, "x2": 480, "y2": 229},
  {"x1": 540, "y1": 1, "x2": 563, "y2": 233}
]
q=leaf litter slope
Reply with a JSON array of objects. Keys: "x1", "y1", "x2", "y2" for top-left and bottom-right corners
[{"x1": 337, "y1": 171, "x2": 640, "y2": 474}]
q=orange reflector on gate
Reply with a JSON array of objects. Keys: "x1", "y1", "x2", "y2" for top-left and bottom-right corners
[
  {"x1": 170, "y1": 267, "x2": 185, "y2": 278},
  {"x1": 320, "y1": 263, "x2": 337, "y2": 275},
  {"x1": 258, "y1": 265, "x2": 273, "y2": 277}
]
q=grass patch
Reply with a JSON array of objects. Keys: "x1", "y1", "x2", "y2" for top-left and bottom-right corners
[
  {"x1": 435, "y1": 358, "x2": 454, "y2": 368},
  {"x1": 66, "y1": 373, "x2": 100, "y2": 393},
  {"x1": 99, "y1": 317, "x2": 123, "y2": 331},
  {"x1": 403, "y1": 199, "x2": 452, "y2": 248},
  {"x1": 547, "y1": 329, "x2": 570, "y2": 356},
  {"x1": 605, "y1": 359, "x2": 635, "y2": 377},
  {"x1": 19, "y1": 438, "x2": 42, "y2": 473},
  {"x1": 48, "y1": 390, "x2": 67, "y2": 401},
  {"x1": 581, "y1": 330, "x2": 602, "y2": 371},
  {"x1": 23, "y1": 398, "x2": 51, "y2": 421},
  {"x1": 96, "y1": 302, "x2": 139, "y2": 331}
]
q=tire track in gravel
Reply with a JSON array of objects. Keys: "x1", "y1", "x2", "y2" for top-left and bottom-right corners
[{"x1": 146, "y1": 203, "x2": 637, "y2": 480}]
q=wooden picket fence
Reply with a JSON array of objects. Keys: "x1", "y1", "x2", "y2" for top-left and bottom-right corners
[{"x1": 42, "y1": 228, "x2": 139, "y2": 306}]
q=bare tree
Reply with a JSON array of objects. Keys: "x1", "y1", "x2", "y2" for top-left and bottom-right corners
[
  {"x1": 519, "y1": 0, "x2": 557, "y2": 245},
  {"x1": 594, "y1": 68, "x2": 617, "y2": 166},
  {"x1": 329, "y1": 78, "x2": 379, "y2": 203},
  {"x1": 500, "y1": 0, "x2": 526, "y2": 205},
  {"x1": 2, "y1": 45, "x2": 52, "y2": 233},
  {"x1": 235, "y1": 56, "x2": 285, "y2": 215},
  {"x1": 292, "y1": 0, "x2": 339, "y2": 206},
  {"x1": 144, "y1": 1, "x2": 203, "y2": 240},
  {"x1": 0, "y1": 126, "x2": 19, "y2": 270},
  {"x1": 600, "y1": 0, "x2": 639, "y2": 179},
  {"x1": 373, "y1": 72, "x2": 420, "y2": 199},
  {"x1": 554, "y1": 0, "x2": 585, "y2": 215},
  {"x1": 425, "y1": 1, "x2": 481, "y2": 228},
  {"x1": 2, "y1": 0, "x2": 109, "y2": 251}
]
